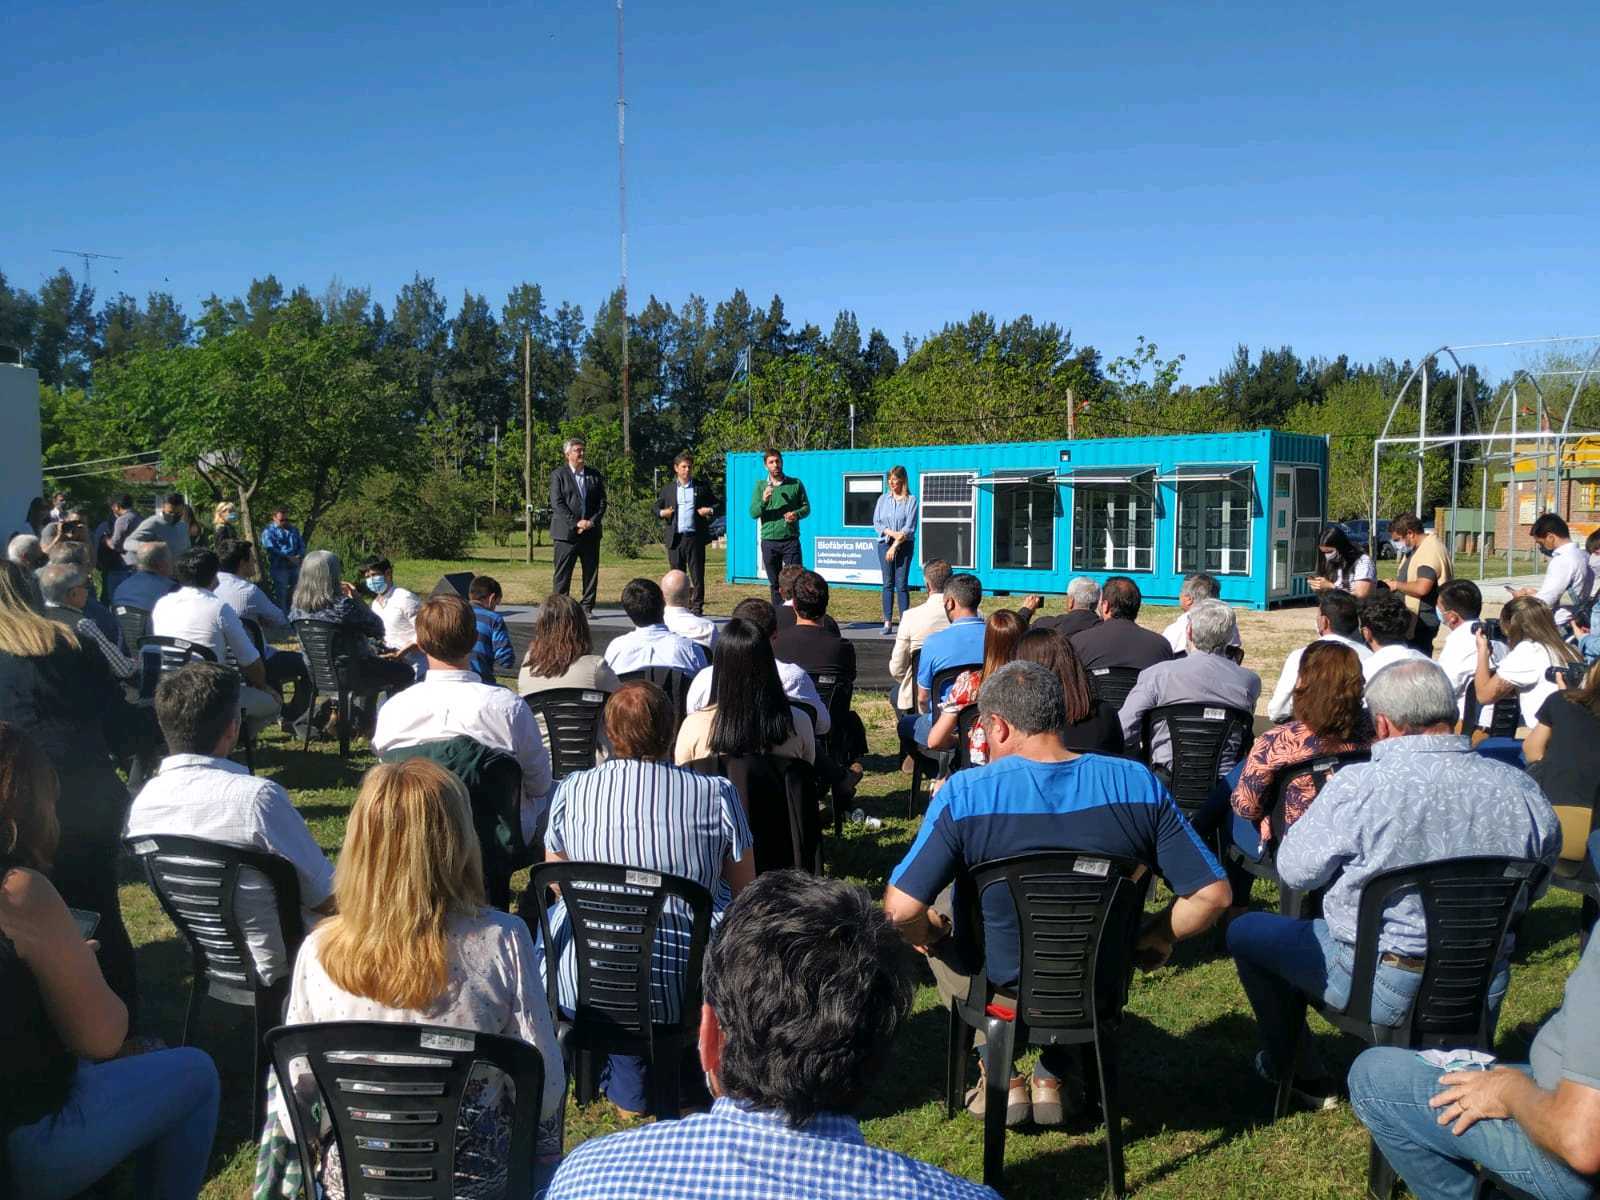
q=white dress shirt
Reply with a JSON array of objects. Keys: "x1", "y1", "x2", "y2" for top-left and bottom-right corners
[
  {"x1": 1535, "y1": 541, "x2": 1593, "y2": 621},
  {"x1": 372, "y1": 586, "x2": 422, "y2": 650},
  {"x1": 213, "y1": 571, "x2": 289, "y2": 633},
  {"x1": 151, "y1": 585, "x2": 261, "y2": 668},
  {"x1": 1266, "y1": 633, "x2": 1374, "y2": 722},
  {"x1": 664, "y1": 605, "x2": 716, "y2": 650},
  {"x1": 1437, "y1": 619, "x2": 1507, "y2": 719},
  {"x1": 1161, "y1": 607, "x2": 1243, "y2": 655},
  {"x1": 685, "y1": 659, "x2": 831, "y2": 735},
  {"x1": 1495, "y1": 640, "x2": 1567, "y2": 728},
  {"x1": 125, "y1": 754, "x2": 334, "y2": 985},
  {"x1": 371, "y1": 669, "x2": 553, "y2": 839},
  {"x1": 1362, "y1": 642, "x2": 1431, "y2": 683},
  {"x1": 602, "y1": 624, "x2": 709, "y2": 675},
  {"x1": 888, "y1": 592, "x2": 950, "y2": 710}
]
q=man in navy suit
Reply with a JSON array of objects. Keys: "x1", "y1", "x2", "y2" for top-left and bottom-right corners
[
  {"x1": 657, "y1": 451, "x2": 717, "y2": 616},
  {"x1": 549, "y1": 437, "x2": 607, "y2": 613}
]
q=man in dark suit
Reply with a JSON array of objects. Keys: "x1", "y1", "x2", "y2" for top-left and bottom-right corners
[
  {"x1": 1031, "y1": 576, "x2": 1103, "y2": 639},
  {"x1": 656, "y1": 451, "x2": 716, "y2": 616},
  {"x1": 549, "y1": 436, "x2": 606, "y2": 613},
  {"x1": 1069, "y1": 575, "x2": 1175, "y2": 671}
]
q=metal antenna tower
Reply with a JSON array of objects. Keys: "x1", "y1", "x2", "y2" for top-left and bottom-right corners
[
  {"x1": 50, "y1": 249, "x2": 122, "y2": 292},
  {"x1": 617, "y1": 0, "x2": 630, "y2": 459}
]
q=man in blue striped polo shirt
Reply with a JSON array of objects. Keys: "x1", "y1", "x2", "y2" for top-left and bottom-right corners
[
  {"x1": 467, "y1": 574, "x2": 515, "y2": 683},
  {"x1": 884, "y1": 660, "x2": 1230, "y2": 1126}
]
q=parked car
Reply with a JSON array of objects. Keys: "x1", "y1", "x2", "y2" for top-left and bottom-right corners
[
  {"x1": 709, "y1": 515, "x2": 727, "y2": 541},
  {"x1": 1340, "y1": 518, "x2": 1394, "y2": 558}
]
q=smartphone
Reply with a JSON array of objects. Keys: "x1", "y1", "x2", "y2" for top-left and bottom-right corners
[{"x1": 67, "y1": 907, "x2": 100, "y2": 940}]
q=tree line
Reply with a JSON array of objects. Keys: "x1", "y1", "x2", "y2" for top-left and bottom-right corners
[{"x1": 2, "y1": 264, "x2": 1516, "y2": 560}]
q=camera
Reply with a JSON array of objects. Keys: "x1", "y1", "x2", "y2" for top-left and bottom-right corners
[
  {"x1": 1471, "y1": 619, "x2": 1503, "y2": 641},
  {"x1": 1545, "y1": 661, "x2": 1590, "y2": 689}
]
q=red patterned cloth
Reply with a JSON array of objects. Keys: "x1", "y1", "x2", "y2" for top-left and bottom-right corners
[{"x1": 1230, "y1": 720, "x2": 1372, "y2": 840}]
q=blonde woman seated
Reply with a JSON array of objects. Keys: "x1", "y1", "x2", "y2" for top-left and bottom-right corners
[
  {"x1": 543, "y1": 681, "x2": 753, "y2": 1118},
  {"x1": 674, "y1": 618, "x2": 814, "y2": 772},
  {"x1": 1473, "y1": 595, "x2": 1580, "y2": 732},
  {"x1": 261, "y1": 759, "x2": 565, "y2": 1199}
]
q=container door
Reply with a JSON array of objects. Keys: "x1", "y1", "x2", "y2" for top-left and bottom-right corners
[{"x1": 1271, "y1": 467, "x2": 1293, "y2": 595}]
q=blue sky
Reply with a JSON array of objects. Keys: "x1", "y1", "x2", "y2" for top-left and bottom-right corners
[{"x1": 5, "y1": 1, "x2": 1597, "y2": 380}]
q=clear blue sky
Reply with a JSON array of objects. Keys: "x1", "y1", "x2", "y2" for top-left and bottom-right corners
[{"x1": 6, "y1": 0, "x2": 1597, "y2": 380}]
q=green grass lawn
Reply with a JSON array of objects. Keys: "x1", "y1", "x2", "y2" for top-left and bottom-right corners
[{"x1": 119, "y1": 676, "x2": 1587, "y2": 1199}]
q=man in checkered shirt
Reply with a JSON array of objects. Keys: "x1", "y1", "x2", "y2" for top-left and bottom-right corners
[{"x1": 545, "y1": 870, "x2": 999, "y2": 1200}]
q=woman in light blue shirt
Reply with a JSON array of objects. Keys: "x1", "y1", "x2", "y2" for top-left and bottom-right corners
[{"x1": 872, "y1": 466, "x2": 918, "y2": 634}]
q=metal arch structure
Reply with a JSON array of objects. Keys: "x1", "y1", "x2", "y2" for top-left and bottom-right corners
[{"x1": 1371, "y1": 334, "x2": 1600, "y2": 576}]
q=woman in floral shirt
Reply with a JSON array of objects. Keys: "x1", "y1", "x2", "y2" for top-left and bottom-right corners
[{"x1": 924, "y1": 609, "x2": 1028, "y2": 766}]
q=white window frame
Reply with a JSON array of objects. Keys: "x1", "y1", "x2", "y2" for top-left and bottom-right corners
[
  {"x1": 1069, "y1": 467, "x2": 1157, "y2": 574},
  {"x1": 984, "y1": 470, "x2": 1058, "y2": 573},
  {"x1": 1169, "y1": 463, "x2": 1253, "y2": 577},
  {"x1": 919, "y1": 470, "x2": 976, "y2": 570},
  {"x1": 842, "y1": 473, "x2": 885, "y2": 529}
]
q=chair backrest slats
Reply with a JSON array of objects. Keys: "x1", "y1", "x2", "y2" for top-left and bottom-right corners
[
  {"x1": 1140, "y1": 702, "x2": 1255, "y2": 811},
  {"x1": 1262, "y1": 750, "x2": 1372, "y2": 843},
  {"x1": 522, "y1": 689, "x2": 609, "y2": 781},
  {"x1": 1087, "y1": 667, "x2": 1141, "y2": 713},
  {"x1": 293, "y1": 618, "x2": 363, "y2": 693},
  {"x1": 115, "y1": 605, "x2": 151, "y2": 653},
  {"x1": 617, "y1": 667, "x2": 691, "y2": 730}
]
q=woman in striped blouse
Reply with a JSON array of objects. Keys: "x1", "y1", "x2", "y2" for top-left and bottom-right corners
[{"x1": 542, "y1": 681, "x2": 754, "y2": 1119}]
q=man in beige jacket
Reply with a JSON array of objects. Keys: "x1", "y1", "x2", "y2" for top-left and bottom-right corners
[{"x1": 888, "y1": 559, "x2": 953, "y2": 767}]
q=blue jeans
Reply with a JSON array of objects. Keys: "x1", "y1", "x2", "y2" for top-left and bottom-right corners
[
  {"x1": 1228, "y1": 915, "x2": 1509, "y2": 1077},
  {"x1": 269, "y1": 564, "x2": 299, "y2": 609},
  {"x1": 877, "y1": 539, "x2": 911, "y2": 623},
  {"x1": 5, "y1": 1047, "x2": 219, "y2": 1199},
  {"x1": 1349, "y1": 1048, "x2": 1594, "y2": 1200}
]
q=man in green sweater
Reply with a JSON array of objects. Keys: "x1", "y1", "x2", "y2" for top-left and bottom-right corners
[{"x1": 748, "y1": 448, "x2": 811, "y2": 606}]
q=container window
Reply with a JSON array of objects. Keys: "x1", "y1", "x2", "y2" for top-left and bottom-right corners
[
  {"x1": 1073, "y1": 484, "x2": 1153, "y2": 572},
  {"x1": 1292, "y1": 466, "x2": 1323, "y2": 575},
  {"x1": 1176, "y1": 483, "x2": 1250, "y2": 575},
  {"x1": 992, "y1": 477, "x2": 1057, "y2": 571},
  {"x1": 843, "y1": 474, "x2": 884, "y2": 528},
  {"x1": 920, "y1": 472, "x2": 975, "y2": 569}
]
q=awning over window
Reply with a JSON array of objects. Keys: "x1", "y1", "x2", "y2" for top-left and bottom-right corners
[{"x1": 1153, "y1": 463, "x2": 1255, "y2": 487}]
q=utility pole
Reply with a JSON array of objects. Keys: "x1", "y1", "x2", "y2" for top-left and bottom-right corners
[
  {"x1": 50, "y1": 248, "x2": 122, "y2": 293},
  {"x1": 524, "y1": 333, "x2": 534, "y2": 563},
  {"x1": 491, "y1": 421, "x2": 500, "y2": 515},
  {"x1": 617, "y1": 0, "x2": 631, "y2": 460}
]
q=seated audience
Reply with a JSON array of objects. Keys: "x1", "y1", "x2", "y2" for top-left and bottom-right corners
[
  {"x1": 373, "y1": 595, "x2": 553, "y2": 842},
  {"x1": 126, "y1": 663, "x2": 334, "y2": 986},
  {"x1": 773, "y1": 563, "x2": 840, "y2": 635},
  {"x1": 1228, "y1": 660, "x2": 1561, "y2": 1108},
  {"x1": 1350, "y1": 930, "x2": 1600, "y2": 1200},
  {"x1": 1013, "y1": 626, "x2": 1124, "y2": 755},
  {"x1": 603, "y1": 577, "x2": 708, "y2": 677},
  {"x1": 1510, "y1": 512, "x2": 1594, "y2": 626},
  {"x1": 0, "y1": 563, "x2": 147, "y2": 1016},
  {"x1": 152, "y1": 548, "x2": 282, "y2": 738},
  {"x1": 887, "y1": 558, "x2": 952, "y2": 715},
  {"x1": 1119, "y1": 598, "x2": 1261, "y2": 774},
  {"x1": 268, "y1": 759, "x2": 565, "y2": 1192},
  {"x1": 1308, "y1": 524, "x2": 1376, "y2": 600},
  {"x1": 1474, "y1": 594, "x2": 1580, "y2": 731},
  {"x1": 1070, "y1": 575, "x2": 1175, "y2": 672},
  {"x1": 44, "y1": 542, "x2": 121, "y2": 646},
  {"x1": 1161, "y1": 572, "x2": 1243, "y2": 655},
  {"x1": 0, "y1": 722, "x2": 219, "y2": 1200},
  {"x1": 924, "y1": 609, "x2": 1027, "y2": 765},
  {"x1": 684, "y1": 598, "x2": 829, "y2": 734},
  {"x1": 1359, "y1": 590, "x2": 1431, "y2": 682},
  {"x1": 903, "y1": 573, "x2": 987, "y2": 747},
  {"x1": 1030, "y1": 575, "x2": 1101, "y2": 639},
  {"x1": 288, "y1": 548, "x2": 416, "y2": 704},
  {"x1": 676, "y1": 617, "x2": 814, "y2": 772},
  {"x1": 770, "y1": 569, "x2": 857, "y2": 676},
  {"x1": 468, "y1": 575, "x2": 515, "y2": 684},
  {"x1": 111, "y1": 539, "x2": 179, "y2": 613},
  {"x1": 1266, "y1": 590, "x2": 1372, "y2": 722},
  {"x1": 1524, "y1": 661, "x2": 1600, "y2": 901},
  {"x1": 518, "y1": 593, "x2": 620, "y2": 696},
  {"x1": 213, "y1": 541, "x2": 311, "y2": 726},
  {"x1": 123, "y1": 493, "x2": 191, "y2": 563},
  {"x1": 661, "y1": 569, "x2": 715, "y2": 650},
  {"x1": 542, "y1": 681, "x2": 753, "y2": 1118},
  {"x1": 884, "y1": 661, "x2": 1229, "y2": 1126},
  {"x1": 1434, "y1": 579, "x2": 1508, "y2": 721},
  {"x1": 547, "y1": 871, "x2": 999, "y2": 1200},
  {"x1": 39, "y1": 562, "x2": 139, "y2": 683},
  {"x1": 1574, "y1": 603, "x2": 1600, "y2": 665}
]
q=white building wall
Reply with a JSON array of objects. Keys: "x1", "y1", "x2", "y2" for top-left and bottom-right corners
[{"x1": 0, "y1": 364, "x2": 43, "y2": 539}]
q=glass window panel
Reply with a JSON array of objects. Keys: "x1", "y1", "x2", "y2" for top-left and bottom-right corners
[
  {"x1": 842, "y1": 474, "x2": 883, "y2": 527},
  {"x1": 1291, "y1": 467, "x2": 1323, "y2": 576},
  {"x1": 992, "y1": 479, "x2": 1057, "y2": 571},
  {"x1": 920, "y1": 473, "x2": 974, "y2": 569},
  {"x1": 1072, "y1": 483, "x2": 1153, "y2": 572},
  {"x1": 1176, "y1": 483, "x2": 1250, "y2": 576}
]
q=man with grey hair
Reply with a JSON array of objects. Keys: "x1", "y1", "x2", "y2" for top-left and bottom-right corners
[
  {"x1": 8, "y1": 533, "x2": 46, "y2": 571},
  {"x1": 884, "y1": 660, "x2": 1230, "y2": 1126},
  {"x1": 1162, "y1": 571, "x2": 1242, "y2": 655},
  {"x1": 112, "y1": 538, "x2": 179, "y2": 612},
  {"x1": 549, "y1": 436, "x2": 606, "y2": 613},
  {"x1": 1228, "y1": 658, "x2": 1561, "y2": 1110},
  {"x1": 1119, "y1": 597, "x2": 1260, "y2": 786},
  {"x1": 1032, "y1": 576, "x2": 1102, "y2": 639},
  {"x1": 39, "y1": 562, "x2": 141, "y2": 682},
  {"x1": 43, "y1": 542, "x2": 123, "y2": 646}
]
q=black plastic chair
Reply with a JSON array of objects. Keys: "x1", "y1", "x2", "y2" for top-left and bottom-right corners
[
  {"x1": 527, "y1": 861, "x2": 711, "y2": 1118},
  {"x1": 1463, "y1": 680, "x2": 1521, "y2": 739},
  {"x1": 523, "y1": 688, "x2": 610, "y2": 781},
  {"x1": 1274, "y1": 856, "x2": 1545, "y2": 1199},
  {"x1": 944, "y1": 852, "x2": 1151, "y2": 1194},
  {"x1": 1138, "y1": 702, "x2": 1255, "y2": 821},
  {"x1": 293, "y1": 618, "x2": 372, "y2": 758},
  {"x1": 909, "y1": 658, "x2": 981, "y2": 813},
  {"x1": 617, "y1": 666, "x2": 693, "y2": 729},
  {"x1": 139, "y1": 635, "x2": 256, "y2": 773},
  {"x1": 266, "y1": 1021, "x2": 547, "y2": 1200},
  {"x1": 717, "y1": 753, "x2": 822, "y2": 874},
  {"x1": 114, "y1": 603, "x2": 151, "y2": 653},
  {"x1": 125, "y1": 833, "x2": 305, "y2": 1137},
  {"x1": 1087, "y1": 666, "x2": 1142, "y2": 714},
  {"x1": 806, "y1": 667, "x2": 858, "y2": 837}
]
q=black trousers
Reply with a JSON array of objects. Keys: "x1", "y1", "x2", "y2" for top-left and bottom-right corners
[
  {"x1": 264, "y1": 647, "x2": 311, "y2": 723},
  {"x1": 52, "y1": 766, "x2": 137, "y2": 1025},
  {"x1": 553, "y1": 533, "x2": 601, "y2": 611},
  {"x1": 1408, "y1": 614, "x2": 1440, "y2": 656},
  {"x1": 760, "y1": 537, "x2": 802, "y2": 607},
  {"x1": 667, "y1": 533, "x2": 708, "y2": 614}
]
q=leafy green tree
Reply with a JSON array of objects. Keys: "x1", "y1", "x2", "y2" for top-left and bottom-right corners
[
  {"x1": 698, "y1": 355, "x2": 855, "y2": 485},
  {"x1": 30, "y1": 269, "x2": 97, "y2": 389}
]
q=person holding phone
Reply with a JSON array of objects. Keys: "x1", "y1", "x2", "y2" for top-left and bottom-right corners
[{"x1": 0, "y1": 722, "x2": 220, "y2": 1199}]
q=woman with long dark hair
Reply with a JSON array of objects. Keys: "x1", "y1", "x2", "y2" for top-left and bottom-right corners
[
  {"x1": 674, "y1": 617, "x2": 814, "y2": 771},
  {"x1": 1308, "y1": 525, "x2": 1375, "y2": 599},
  {"x1": 1013, "y1": 626, "x2": 1125, "y2": 755}
]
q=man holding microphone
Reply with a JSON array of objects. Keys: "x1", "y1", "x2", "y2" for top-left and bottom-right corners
[
  {"x1": 657, "y1": 451, "x2": 717, "y2": 615},
  {"x1": 748, "y1": 448, "x2": 810, "y2": 607}
]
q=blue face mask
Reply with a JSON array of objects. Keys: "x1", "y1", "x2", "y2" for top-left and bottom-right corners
[
  {"x1": 1391, "y1": 539, "x2": 1408, "y2": 556},
  {"x1": 1539, "y1": 544, "x2": 1554, "y2": 558},
  {"x1": 225, "y1": 512, "x2": 239, "y2": 523},
  {"x1": 365, "y1": 575, "x2": 390, "y2": 596}
]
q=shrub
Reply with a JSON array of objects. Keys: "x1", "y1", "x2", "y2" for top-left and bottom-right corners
[
  {"x1": 317, "y1": 469, "x2": 477, "y2": 561},
  {"x1": 603, "y1": 481, "x2": 659, "y2": 560}
]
